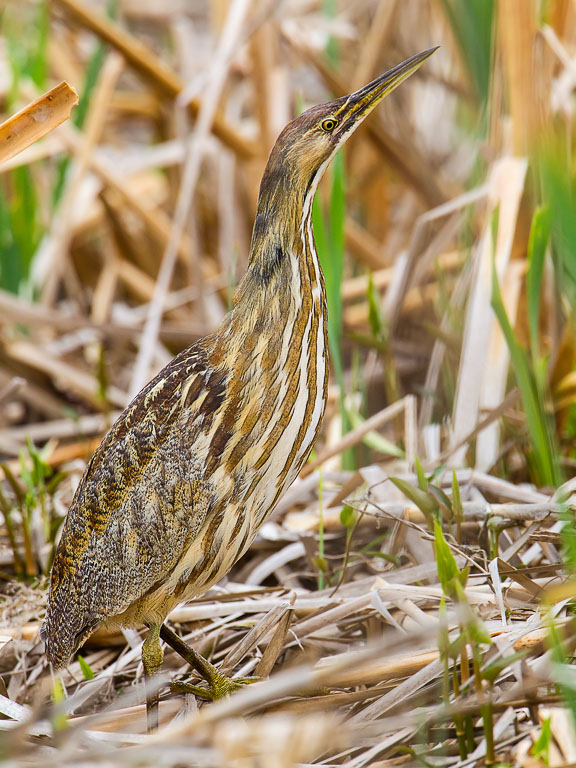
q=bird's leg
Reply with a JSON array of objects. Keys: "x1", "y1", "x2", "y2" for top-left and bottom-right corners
[
  {"x1": 142, "y1": 623, "x2": 164, "y2": 731},
  {"x1": 160, "y1": 623, "x2": 255, "y2": 701}
]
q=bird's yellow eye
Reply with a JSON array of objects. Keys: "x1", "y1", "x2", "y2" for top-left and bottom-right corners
[{"x1": 321, "y1": 118, "x2": 338, "y2": 132}]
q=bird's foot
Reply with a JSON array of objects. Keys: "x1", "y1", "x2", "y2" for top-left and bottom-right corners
[
  {"x1": 160, "y1": 623, "x2": 260, "y2": 701},
  {"x1": 171, "y1": 674, "x2": 259, "y2": 701}
]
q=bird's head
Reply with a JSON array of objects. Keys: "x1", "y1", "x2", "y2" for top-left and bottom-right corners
[
  {"x1": 257, "y1": 47, "x2": 438, "y2": 218},
  {"x1": 244, "y1": 47, "x2": 437, "y2": 289}
]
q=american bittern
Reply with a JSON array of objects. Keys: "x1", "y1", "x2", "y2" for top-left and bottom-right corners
[{"x1": 42, "y1": 48, "x2": 436, "y2": 728}]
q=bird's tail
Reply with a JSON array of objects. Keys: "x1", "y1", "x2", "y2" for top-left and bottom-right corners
[{"x1": 42, "y1": 582, "x2": 101, "y2": 669}]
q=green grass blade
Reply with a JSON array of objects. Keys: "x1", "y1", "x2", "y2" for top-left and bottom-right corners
[
  {"x1": 314, "y1": 151, "x2": 353, "y2": 467},
  {"x1": 414, "y1": 456, "x2": 428, "y2": 492},
  {"x1": 531, "y1": 717, "x2": 552, "y2": 764},
  {"x1": 77, "y1": 654, "x2": 95, "y2": 681},
  {"x1": 5, "y1": 0, "x2": 49, "y2": 99},
  {"x1": 328, "y1": 151, "x2": 345, "y2": 335},
  {"x1": 366, "y1": 273, "x2": 383, "y2": 340},
  {"x1": 548, "y1": 616, "x2": 576, "y2": 732},
  {"x1": 10, "y1": 166, "x2": 41, "y2": 286},
  {"x1": 0, "y1": 192, "x2": 22, "y2": 293},
  {"x1": 526, "y1": 207, "x2": 550, "y2": 365},
  {"x1": 434, "y1": 519, "x2": 459, "y2": 594},
  {"x1": 1, "y1": 2, "x2": 50, "y2": 293},
  {"x1": 538, "y1": 151, "x2": 576, "y2": 300},
  {"x1": 315, "y1": 151, "x2": 345, "y2": 365},
  {"x1": 491, "y1": 260, "x2": 563, "y2": 486},
  {"x1": 389, "y1": 477, "x2": 437, "y2": 516},
  {"x1": 439, "y1": 0, "x2": 494, "y2": 107}
]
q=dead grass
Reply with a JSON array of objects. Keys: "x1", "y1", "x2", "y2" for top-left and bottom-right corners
[{"x1": 1, "y1": 0, "x2": 576, "y2": 765}]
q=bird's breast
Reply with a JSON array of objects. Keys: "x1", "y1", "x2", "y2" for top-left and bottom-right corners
[
  {"x1": 109, "y1": 258, "x2": 329, "y2": 627},
  {"x1": 160, "y1": 292, "x2": 328, "y2": 601}
]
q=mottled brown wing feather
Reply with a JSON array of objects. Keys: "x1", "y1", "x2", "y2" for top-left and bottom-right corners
[{"x1": 42, "y1": 339, "x2": 227, "y2": 667}]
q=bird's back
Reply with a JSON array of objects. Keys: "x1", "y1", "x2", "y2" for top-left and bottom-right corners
[{"x1": 42, "y1": 340, "x2": 221, "y2": 666}]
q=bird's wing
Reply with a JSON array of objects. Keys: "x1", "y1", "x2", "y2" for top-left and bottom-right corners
[{"x1": 43, "y1": 339, "x2": 228, "y2": 665}]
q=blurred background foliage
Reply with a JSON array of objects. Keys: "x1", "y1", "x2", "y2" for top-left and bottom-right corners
[{"x1": 0, "y1": 0, "x2": 576, "y2": 490}]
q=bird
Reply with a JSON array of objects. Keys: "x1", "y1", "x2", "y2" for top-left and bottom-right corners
[{"x1": 42, "y1": 47, "x2": 436, "y2": 729}]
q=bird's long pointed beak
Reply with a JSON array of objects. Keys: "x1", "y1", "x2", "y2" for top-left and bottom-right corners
[{"x1": 336, "y1": 47, "x2": 438, "y2": 129}]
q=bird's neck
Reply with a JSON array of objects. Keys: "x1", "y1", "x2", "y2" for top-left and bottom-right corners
[
  {"x1": 232, "y1": 159, "x2": 325, "y2": 321},
  {"x1": 249, "y1": 173, "x2": 309, "y2": 275}
]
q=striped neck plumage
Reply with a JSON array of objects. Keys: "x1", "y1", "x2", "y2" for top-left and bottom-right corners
[
  {"x1": 236, "y1": 46, "x2": 439, "y2": 298},
  {"x1": 242, "y1": 148, "x2": 335, "y2": 293}
]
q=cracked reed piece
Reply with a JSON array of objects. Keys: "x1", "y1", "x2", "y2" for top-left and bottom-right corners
[
  {"x1": 0, "y1": 82, "x2": 78, "y2": 165},
  {"x1": 42, "y1": 48, "x2": 436, "y2": 727}
]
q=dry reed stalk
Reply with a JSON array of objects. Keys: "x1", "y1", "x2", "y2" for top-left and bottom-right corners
[
  {"x1": 344, "y1": 280, "x2": 454, "y2": 328},
  {"x1": 0, "y1": 411, "x2": 119, "y2": 446},
  {"x1": 58, "y1": 127, "x2": 200, "y2": 275},
  {"x1": 498, "y1": 0, "x2": 540, "y2": 153},
  {"x1": 352, "y1": 1, "x2": 398, "y2": 90},
  {"x1": 475, "y1": 260, "x2": 525, "y2": 470},
  {"x1": 345, "y1": 218, "x2": 388, "y2": 270},
  {"x1": 40, "y1": 54, "x2": 124, "y2": 306},
  {"x1": 0, "y1": 135, "x2": 65, "y2": 173},
  {"x1": 301, "y1": 397, "x2": 412, "y2": 477},
  {"x1": 383, "y1": 185, "x2": 487, "y2": 333},
  {"x1": 115, "y1": 259, "x2": 159, "y2": 304},
  {"x1": 0, "y1": 82, "x2": 78, "y2": 165},
  {"x1": 51, "y1": 0, "x2": 256, "y2": 158},
  {"x1": 90, "y1": 232, "x2": 120, "y2": 325},
  {"x1": 249, "y1": 21, "x2": 276, "y2": 153},
  {"x1": 4, "y1": 340, "x2": 128, "y2": 409},
  {"x1": 449, "y1": 157, "x2": 527, "y2": 466},
  {"x1": 342, "y1": 250, "x2": 463, "y2": 302},
  {"x1": 129, "y1": 0, "x2": 253, "y2": 396}
]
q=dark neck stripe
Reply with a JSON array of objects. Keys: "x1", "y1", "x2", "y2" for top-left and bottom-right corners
[{"x1": 252, "y1": 242, "x2": 285, "y2": 283}]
